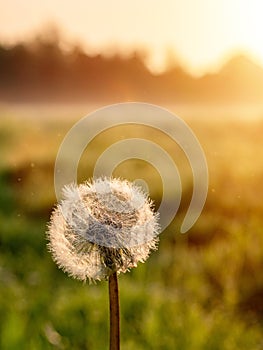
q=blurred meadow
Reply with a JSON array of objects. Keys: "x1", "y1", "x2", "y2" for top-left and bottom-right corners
[
  {"x1": 1, "y1": 102, "x2": 263, "y2": 350},
  {"x1": 1, "y1": 5, "x2": 263, "y2": 347}
]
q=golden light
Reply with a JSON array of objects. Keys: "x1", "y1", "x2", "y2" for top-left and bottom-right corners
[{"x1": 0, "y1": 0, "x2": 263, "y2": 75}]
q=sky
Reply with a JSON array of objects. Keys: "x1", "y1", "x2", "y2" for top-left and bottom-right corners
[{"x1": 0, "y1": 0, "x2": 263, "y2": 76}]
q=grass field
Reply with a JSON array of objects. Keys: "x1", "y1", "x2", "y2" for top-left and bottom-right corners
[{"x1": 0, "y1": 104, "x2": 263, "y2": 349}]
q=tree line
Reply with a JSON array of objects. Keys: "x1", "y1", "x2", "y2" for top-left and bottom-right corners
[{"x1": 0, "y1": 34, "x2": 262, "y2": 104}]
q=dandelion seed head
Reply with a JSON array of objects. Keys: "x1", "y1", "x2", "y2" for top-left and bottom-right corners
[{"x1": 47, "y1": 177, "x2": 160, "y2": 282}]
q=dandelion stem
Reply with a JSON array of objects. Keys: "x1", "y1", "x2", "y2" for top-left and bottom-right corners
[{"x1": 109, "y1": 272, "x2": 120, "y2": 350}]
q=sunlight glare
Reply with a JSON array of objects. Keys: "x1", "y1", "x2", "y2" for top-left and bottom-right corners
[{"x1": 238, "y1": 0, "x2": 263, "y2": 65}]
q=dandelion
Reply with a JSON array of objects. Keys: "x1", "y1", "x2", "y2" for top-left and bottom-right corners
[
  {"x1": 47, "y1": 177, "x2": 160, "y2": 281},
  {"x1": 47, "y1": 177, "x2": 160, "y2": 349}
]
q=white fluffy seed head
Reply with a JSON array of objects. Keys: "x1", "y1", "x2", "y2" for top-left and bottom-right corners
[{"x1": 47, "y1": 177, "x2": 160, "y2": 282}]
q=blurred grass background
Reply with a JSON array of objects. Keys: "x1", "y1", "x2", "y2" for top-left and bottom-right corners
[{"x1": 0, "y1": 106, "x2": 263, "y2": 349}]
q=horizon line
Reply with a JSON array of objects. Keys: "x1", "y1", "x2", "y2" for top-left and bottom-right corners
[{"x1": 0, "y1": 33, "x2": 262, "y2": 79}]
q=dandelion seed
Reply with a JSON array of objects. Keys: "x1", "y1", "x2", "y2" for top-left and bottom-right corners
[{"x1": 47, "y1": 177, "x2": 160, "y2": 282}]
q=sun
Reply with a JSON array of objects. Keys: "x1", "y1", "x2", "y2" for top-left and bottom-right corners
[{"x1": 238, "y1": 0, "x2": 263, "y2": 65}]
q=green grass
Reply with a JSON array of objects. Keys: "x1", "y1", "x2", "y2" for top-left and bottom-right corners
[{"x1": 0, "y1": 108, "x2": 263, "y2": 349}]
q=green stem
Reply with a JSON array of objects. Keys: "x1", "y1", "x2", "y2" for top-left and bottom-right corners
[{"x1": 109, "y1": 272, "x2": 120, "y2": 350}]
